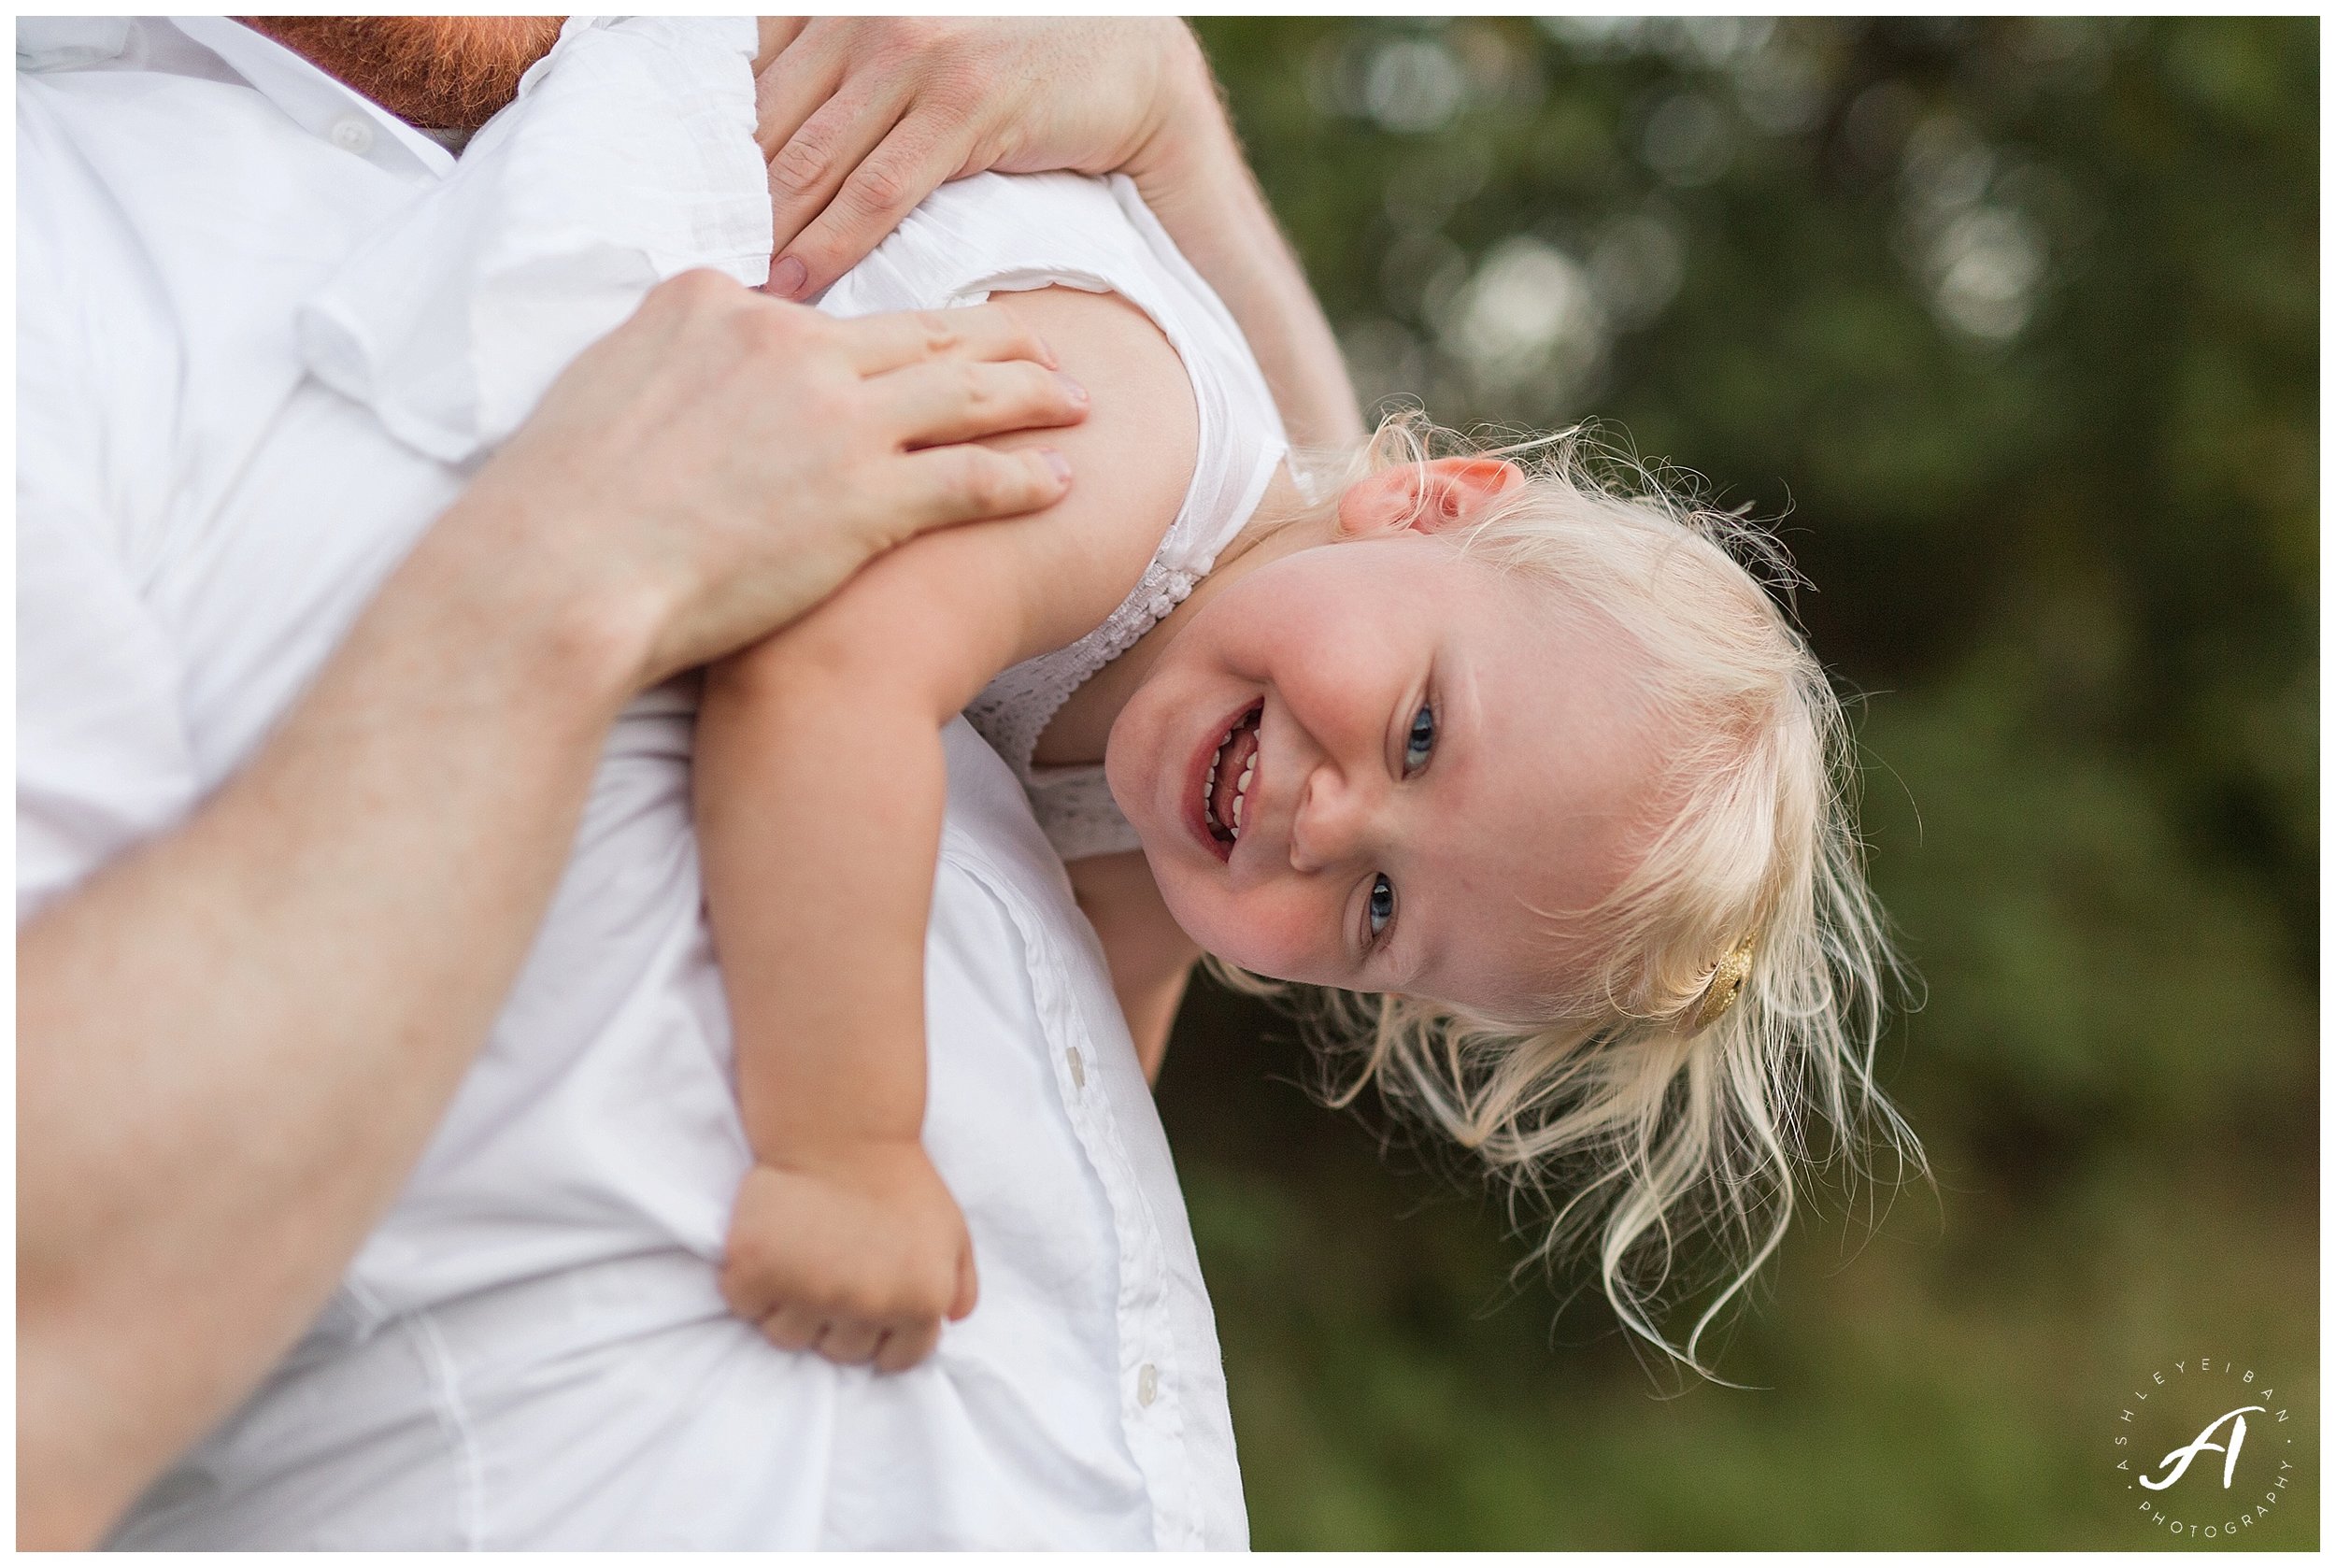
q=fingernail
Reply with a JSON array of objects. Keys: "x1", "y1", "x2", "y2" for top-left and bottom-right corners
[
  {"x1": 1035, "y1": 335, "x2": 1060, "y2": 371},
  {"x1": 1057, "y1": 372, "x2": 1089, "y2": 406},
  {"x1": 768, "y1": 255, "x2": 808, "y2": 299},
  {"x1": 1042, "y1": 449, "x2": 1072, "y2": 486}
]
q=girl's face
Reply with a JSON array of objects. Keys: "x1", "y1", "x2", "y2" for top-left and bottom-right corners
[{"x1": 1105, "y1": 462, "x2": 1661, "y2": 1018}]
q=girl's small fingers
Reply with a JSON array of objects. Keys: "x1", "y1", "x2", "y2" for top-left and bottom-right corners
[
  {"x1": 877, "y1": 359, "x2": 1089, "y2": 450},
  {"x1": 772, "y1": 111, "x2": 964, "y2": 301},
  {"x1": 836, "y1": 301, "x2": 1057, "y2": 378},
  {"x1": 814, "y1": 1319, "x2": 884, "y2": 1366},
  {"x1": 891, "y1": 446, "x2": 1071, "y2": 535},
  {"x1": 759, "y1": 1305, "x2": 826, "y2": 1354},
  {"x1": 874, "y1": 1318, "x2": 944, "y2": 1375},
  {"x1": 764, "y1": 90, "x2": 908, "y2": 294}
]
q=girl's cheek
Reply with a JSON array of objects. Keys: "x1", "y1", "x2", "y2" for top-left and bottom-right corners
[{"x1": 1211, "y1": 892, "x2": 1333, "y2": 986}]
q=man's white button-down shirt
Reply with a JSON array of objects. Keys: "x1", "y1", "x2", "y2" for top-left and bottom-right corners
[{"x1": 18, "y1": 17, "x2": 1244, "y2": 1548}]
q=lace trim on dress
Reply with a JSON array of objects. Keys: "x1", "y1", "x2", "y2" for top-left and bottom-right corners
[{"x1": 963, "y1": 555, "x2": 1209, "y2": 795}]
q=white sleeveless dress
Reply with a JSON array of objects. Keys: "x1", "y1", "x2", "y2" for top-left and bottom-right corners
[{"x1": 817, "y1": 172, "x2": 1289, "y2": 861}]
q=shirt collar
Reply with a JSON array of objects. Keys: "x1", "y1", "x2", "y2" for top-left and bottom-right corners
[
  {"x1": 167, "y1": 17, "x2": 456, "y2": 181},
  {"x1": 293, "y1": 17, "x2": 771, "y2": 465},
  {"x1": 15, "y1": 17, "x2": 458, "y2": 181}
]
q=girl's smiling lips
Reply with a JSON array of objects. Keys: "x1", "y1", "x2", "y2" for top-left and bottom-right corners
[{"x1": 1185, "y1": 699, "x2": 1261, "y2": 863}]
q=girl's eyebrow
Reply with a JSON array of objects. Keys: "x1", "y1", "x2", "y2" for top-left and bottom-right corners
[
  {"x1": 1374, "y1": 890, "x2": 1433, "y2": 995},
  {"x1": 1385, "y1": 672, "x2": 1419, "y2": 778},
  {"x1": 1447, "y1": 645, "x2": 1479, "y2": 799}
]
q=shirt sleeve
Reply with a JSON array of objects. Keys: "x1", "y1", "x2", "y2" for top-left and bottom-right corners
[
  {"x1": 17, "y1": 84, "x2": 201, "y2": 919},
  {"x1": 17, "y1": 491, "x2": 201, "y2": 920}
]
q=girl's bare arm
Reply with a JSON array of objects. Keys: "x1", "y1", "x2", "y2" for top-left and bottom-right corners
[{"x1": 695, "y1": 285, "x2": 1198, "y2": 1367}]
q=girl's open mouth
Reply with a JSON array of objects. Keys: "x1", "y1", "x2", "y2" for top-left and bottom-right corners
[{"x1": 1197, "y1": 702, "x2": 1262, "y2": 858}]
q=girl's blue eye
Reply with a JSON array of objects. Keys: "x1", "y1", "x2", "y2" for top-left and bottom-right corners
[
  {"x1": 1367, "y1": 873, "x2": 1396, "y2": 938},
  {"x1": 1404, "y1": 705, "x2": 1436, "y2": 774}
]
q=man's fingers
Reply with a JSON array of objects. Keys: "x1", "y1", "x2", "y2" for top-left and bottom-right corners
[
  {"x1": 763, "y1": 89, "x2": 907, "y2": 296},
  {"x1": 750, "y1": 16, "x2": 810, "y2": 78},
  {"x1": 815, "y1": 1319, "x2": 884, "y2": 1366},
  {"x1": 874, "y1": 1318, "x2": 944, "y2": 1374},
  {"x1": 774, "y1": 111, "x2": 964, "y2": 301},
  {"x1": 892, "y1": 446, "x2": 1071, "y2": 535},
  {"x1": 876, "y1": 359, "x2": 1088, "y2": 450},
  {"x1": 838, "y1": 302, "x2": 1058, "y2": 378},
  {"x1": 753, "y1": 18, "x2": 843, "y2": 162},
  {"x1": 759, "y1": 1304, "x2": 826, "y2": 1354}
]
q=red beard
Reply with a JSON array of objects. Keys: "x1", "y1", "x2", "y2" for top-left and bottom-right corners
[{"x1": 238, "y1": 16, "x2": 566, "y2": 130}]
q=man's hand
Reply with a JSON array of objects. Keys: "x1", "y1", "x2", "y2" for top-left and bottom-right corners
[
  {"x1": 748, "y1": 17, "x2": 1366, "y2": 449},
  {"x1": 750, "y1": 18, "x2": 1207, "y2": 300},
  {"x1": 449, "y1": 271, "x2": 1090, "y2": 690},
  {"x1": 720, "y1": 1145, "x2": 979, "y2": 1374}
]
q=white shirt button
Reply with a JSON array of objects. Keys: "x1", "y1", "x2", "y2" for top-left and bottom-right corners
[
  {"x1": 328, "y1": 116, "x2": 376, "y2": 155},
  {"x1": 1065, "y1": 1046, "x2": 1086, "y2": 1090},
  {"x1": 1136, "y1": 1362, "x2": 1159, "y2": 1406}
]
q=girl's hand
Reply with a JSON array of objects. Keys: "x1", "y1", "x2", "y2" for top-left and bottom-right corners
[
  {"x1": 719, "y1": 1143, "x2": 979, "y2": 1373},
  {"x1": 750, "y1": 18, "x2": 1209, "y2": 300}
]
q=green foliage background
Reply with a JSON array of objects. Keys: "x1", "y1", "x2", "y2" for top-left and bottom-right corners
[{"x1": 1163, "y1": 17, "x2": 2318, "y2": 1549}]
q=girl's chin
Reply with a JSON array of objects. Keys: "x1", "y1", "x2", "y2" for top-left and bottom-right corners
[
  {"x1": 1101, "y1": 750, "x2": 1145, "y2": 836},
  {"x1": 1099, "y1": 708, "x2": 1147, "y2": 809}
]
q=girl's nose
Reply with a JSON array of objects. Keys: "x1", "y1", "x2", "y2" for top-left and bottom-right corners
[{"x1": 1288, "y1": 766, "x2": 1373, "y2": 874}]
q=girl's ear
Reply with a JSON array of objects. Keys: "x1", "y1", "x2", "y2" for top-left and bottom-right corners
[{"x1": 1335, "y1": 457, "x2": 1527, "y2": 539}]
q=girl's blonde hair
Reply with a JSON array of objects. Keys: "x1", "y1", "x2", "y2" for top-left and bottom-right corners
[{"x1": 1224, "y1": 411, "x2": 1924, "y2": 1378}]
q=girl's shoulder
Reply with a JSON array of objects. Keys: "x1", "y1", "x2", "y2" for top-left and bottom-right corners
[{"x1": 819, "y1": 172, "x2": 1287, "y2": 592}]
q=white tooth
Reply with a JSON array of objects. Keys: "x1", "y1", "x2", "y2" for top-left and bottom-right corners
[
  {"x1": 1231, "y1": 790, "x2": 1244, "y2": 830},
  {"x1": 1237, "y1": 760, "x2": 1254, "y2": 791}
]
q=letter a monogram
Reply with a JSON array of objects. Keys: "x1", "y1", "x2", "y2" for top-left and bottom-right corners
[{"x1": 2139, "y1": 1405, "x2": 2265, "y2": 1491}]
